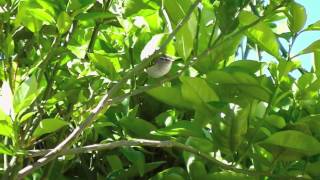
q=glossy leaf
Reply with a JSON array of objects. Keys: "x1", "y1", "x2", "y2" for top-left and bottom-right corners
[
  {"x1": 206, "y1": 70, "x2": 271, "y2": 102},
  {"x1": 287, "y1": 1, "x2": 307, "y2": 33},
  {"x1": 260, "y1": 130, "x2": 320, "y2": 157},
  {"x1": 164, "y1": 0, "x2": 197, "y2": 60},
  {"x1": 33, "y1": 118, "x2": 69, "y2": 138},
  {"x1": 180, "y1": 76, "x2": 219, "y2": 106},
  {"x1": 151, "y1": 120, "x2": 205, "y2": 138},
  {"x1": 0, "y1": 121, "x2": 13, "y2": 138},
  {"x1": 57, "y1": 12, "x2": 72, "y2": 35},
  {"x1": 299, "y1": 39, "x2": 320, "y2": 55},
  {"x1": 147, "y1": 86, "x2": 192, "y2": 109},
  {"x1": 207, "y1": 171, "x2": 255, "y2": 180},
  {"x1": 306, "y1": 20, "x2": 320, "y2": 31},
  {"x1": 0, "y1": 143, "x2": 14, "y2": 155},
  {"x1": 239, "y1": 11, "x2": 280, "y2": 59},
  {"x1": 13, "y1": 75, "x2": 46, "y2": 115},
  {"x1": 120, "y1": 116, "x2": 157, "y2": 138}
]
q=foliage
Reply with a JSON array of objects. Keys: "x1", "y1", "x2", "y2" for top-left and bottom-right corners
[{"x1": 0, "y1": 0, "x2": 320, "y2": 179}]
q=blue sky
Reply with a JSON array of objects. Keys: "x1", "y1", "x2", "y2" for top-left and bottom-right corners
[{"x1": 245, "y1": 0, "x2": 320, "y2": 77}]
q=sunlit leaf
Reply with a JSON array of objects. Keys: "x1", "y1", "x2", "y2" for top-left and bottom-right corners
[
  {"x1": 306, "y1": 20, "x2": 320, "y2": 31},
  {"x1": 180, "y1": 76, "x2": 219, "y2": 106},
  {"x1": 287, "y1": 1, "x2": 307, "y2": 33},
  {"x1": 13, "y1": 75, "x2": 47, "y2": 115},
  {"x1": 151, "y1": 120, "x2": 205, "y2": 138},
  {"x1": 147, "y1": 86, "x2": 192, "y2": 109},
  {"x1": 33, "y1": 118, "x2": 69, "y2": 138},
  {"x1": 239, "y1": 11, "x2": 280, "y2": 59},
  {"x1": 57, "y1": 12, "x2": 72, "y2": 34}
]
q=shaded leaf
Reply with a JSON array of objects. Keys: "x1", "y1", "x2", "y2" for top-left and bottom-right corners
[
  {"x1": 230, "y1": 104, "x2": 250, "y2": 151},
  {"x1": 121, "y1": 148, "x2": 145, "y2": 176},
  {"x1": 259, "y1": 130, "x2": 320, "y2": 157}
]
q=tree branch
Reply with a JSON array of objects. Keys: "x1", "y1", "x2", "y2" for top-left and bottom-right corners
[
  {"x1": 16, "y1": 0, "x2": 202, "y2": 178},
  {"x1": 25, "y1": 139, "x2": 307, "y2": 180}
]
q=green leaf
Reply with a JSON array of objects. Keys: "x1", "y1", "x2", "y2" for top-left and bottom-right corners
[
  {"x1": 147, "y1": 86, "x2": 192, "y2": 109},
  {"x1": 33, "y1": 118, "x2": 69, "y2": 138},
  {"x1": 239, "y1": 11, "x2": 280, "y2": 59},
  {"x1": 106, "y1": 155, "x2": 123, "y2": 171},
  {"x1": 187, "y1": 160, "x2": 207, "y2": 179},
  {"x1": 3, "y1": 34, "x2": 15, "y2": 57},
  {"x1": 119, "y1": 161, "x2": 166, "y2": 179},
  {"x1": 227, "y1": 60, "x2": 263, "y2": 74},
  {"x1": 88, "y1": 53, "x2": 117, "y2": 78},
  {"x1": 175, "y1": 25, "x2": 194, "y2": 60},
  {"x1": 287, "y1": 1, "x2": 307, "y2": 33},
  {"x1": 124, "y1": 0, "x2": 159, "y2": 17},
  {"x1": 121, "y1": 148, "x2": 145, "y2": 177},
  {"x1": 185, "y1": 136, "x2": 214, "y2": 153},
  {"x1": 75, "y1": 12, "x2": 116, "y2": 21},
  {"x1": 151, "y1": 167, "x2": 188, "y2": 180},
  {"x1": 0, "y1": 121, "x2": 13, "y2": 137},
  {"x1": 28, "y1": 8, "x2": 55, "y2": 24},
  {"x1": 306, "y1": 20, "x2": 320, "y2": 31},
  {"x1": 299, "y1": 39, "x2": 320, "y2": 55},
  {"x1": 57, "y1": 12, "x2": 72, "y2": 35},
  {"x1": 13, "y1": 75, "x2": 46, "y2": 115},
  {"x1": 296, "y1": 115, "x2": 320, "y2": 139},
  {"x1": 259, "y1": 130, "x2": 320, "y2": 157},
  {"x1": 151, "y1": 120, "x2": 204, "y2": 138},
  {"x1": 0, "y1": 143, "x2": 14, "y2": 155},
  {"x1": 207, "y1": 171, "x2": 255, "y2": 180},
  {"x1": 265, "y1": 115, "x2": 286, "y2": 129},
  {"x1": 194, "y1": 34, "x2": 243, "y2": 73},
  {"x1": 206, "y1": 70, "x2": 271, "y2": 102},
  {"x1": 120, "y1": 116, "x2": 157, "y2": 139},
  {"x1": 164, "y1": 0, "x2": 197, "y2": 60},
  {"x1": 19, "y1": 111, "x2": 37, "y2": 124},
  {"x1": 180, "y1": 76, "x2": 219, "y2": 106},
  {"x1": 230, "y1": 104, "x2": 250, "y2": 151},
  {"x1": 306, "y1": 161, "x2": 320, "y2": 177}
]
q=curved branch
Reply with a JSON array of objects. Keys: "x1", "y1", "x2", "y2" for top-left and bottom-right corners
[{"x1": 25, "y1": 139, "x2": 307, "y2": 180}]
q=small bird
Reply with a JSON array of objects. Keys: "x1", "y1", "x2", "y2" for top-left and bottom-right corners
[{"x1": 146, "y1": 56, "x2": 173, "y2": 78}]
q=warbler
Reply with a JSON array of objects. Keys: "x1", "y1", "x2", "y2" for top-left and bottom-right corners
[{"x1": 146, "y1": 56, "x2": 173, "y2": 78}]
